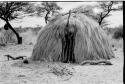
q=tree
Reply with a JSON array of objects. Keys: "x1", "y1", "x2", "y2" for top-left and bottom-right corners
[
  {"x1": 35, "y1": 2, "x2": 62, "y2": 24},
  {"x1": 97, "y1": 1, "x2": 123, "y2": 25},
  {"x1": 0, "y1": 2, "x2": 29, "y2": 44}
]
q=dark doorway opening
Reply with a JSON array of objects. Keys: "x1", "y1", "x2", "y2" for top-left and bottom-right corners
[{"x1": 61, "y1": 27, "x2": 76, "y2": 63}]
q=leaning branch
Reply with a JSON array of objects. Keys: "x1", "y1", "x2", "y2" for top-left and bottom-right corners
[{"x1": 0, "y1": 16, "x2": 6, "y2": 21}]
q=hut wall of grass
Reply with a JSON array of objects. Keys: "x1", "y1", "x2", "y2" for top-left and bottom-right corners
[{"x1": 30, "y1": 13, "x2": 114, "y2": 63}]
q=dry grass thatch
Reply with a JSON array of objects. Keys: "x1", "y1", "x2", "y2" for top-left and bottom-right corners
[
  {"x1": 0, "y1": 29, "x2": 16, "y2": 45},
  {"x1": 30, "y1": 13, "x2": 114, "y2": 63}
]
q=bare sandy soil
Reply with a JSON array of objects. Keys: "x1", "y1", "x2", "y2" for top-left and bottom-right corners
[{"x1": 0, "y1": 44, "x2": 123, "y2": 84}]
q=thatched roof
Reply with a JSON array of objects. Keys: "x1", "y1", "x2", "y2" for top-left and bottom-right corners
[{"x1": 30, "y1": 13, "x2": 114, "y2": 63}]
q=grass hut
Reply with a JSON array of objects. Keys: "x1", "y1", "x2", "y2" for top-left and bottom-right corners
[{"x1": 30, "y1": 13, "x2": 114, "y2": 64}]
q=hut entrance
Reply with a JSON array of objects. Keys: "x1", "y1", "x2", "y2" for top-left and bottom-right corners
[{"x1": 61, "y1": 27, "x2": 76, "y2": 63}]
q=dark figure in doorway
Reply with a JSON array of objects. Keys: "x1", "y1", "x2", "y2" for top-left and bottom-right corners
[{"x1": 61, "y1": 26, "x2": 77, "y2": 63}]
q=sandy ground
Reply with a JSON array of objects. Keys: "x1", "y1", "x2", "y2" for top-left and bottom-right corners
[{"x1": 0, "y1": 44, "x2": 123, "y2": 84}]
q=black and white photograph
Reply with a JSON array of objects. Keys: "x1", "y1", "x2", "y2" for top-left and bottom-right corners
[{"x1": 0, "y1": 1, "x2": 123, "y2": 84}]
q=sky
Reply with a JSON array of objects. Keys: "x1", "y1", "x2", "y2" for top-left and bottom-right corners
[{"x1": 0, "y1": 2, "x2": 123, "y2": 28}]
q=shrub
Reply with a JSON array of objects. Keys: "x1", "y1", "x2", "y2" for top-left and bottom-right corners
[
  {"x1": 113, "y1": 25, "x2": 123, "y2": 39},
  {"x1": 0, "y1": 29, "x2": 16, "y2": 45}
]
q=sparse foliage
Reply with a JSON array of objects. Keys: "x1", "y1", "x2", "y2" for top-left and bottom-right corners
[
  {"x1": 71, "y1": 5, "x2": 96, "y2": 16},
  {"x1": 35, "y1": 2, "x2": 62, "y2": 24},
  {"x1": 0, "y1": 2, "x2": 29, "y2": 21}
]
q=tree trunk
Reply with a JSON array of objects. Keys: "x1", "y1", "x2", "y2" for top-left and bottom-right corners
[
  {"x1": 6, "y1": 21, "x2": 22, "y2": 44},
  {"x1": 98, "y1": 21, "x2": 102, "y2": 25}
]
